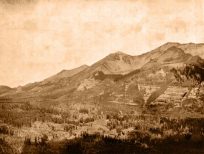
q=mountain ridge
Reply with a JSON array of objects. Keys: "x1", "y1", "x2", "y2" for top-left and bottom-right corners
[{"x1": 0, "y1": 42, "x2": 204, "y2": 98}]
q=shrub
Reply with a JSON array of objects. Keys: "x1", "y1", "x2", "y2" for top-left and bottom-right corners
[
  {"x1": 84, "y1": 117, "x2": 94, "y2": 123},
  {"x1": 64, "y1": 124, "x2": 76, "y2": 132},
  {"x1": 79, "y1": 108, "x2": 89, "y2": 114},
  {"x1": 41, "y1": 134, "x2": 48, "y2": 145},
  {"x1": 0, "y1": 125, "x2": 9, "y2": 135},
  {"x1": 24, "y1": 137, "x2": 31, "y2": 145}
]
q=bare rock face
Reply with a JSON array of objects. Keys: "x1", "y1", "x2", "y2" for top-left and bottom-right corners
[
  {"x1": 179, "y1": 43, "x2": 204, "y2": 59},
  {"x1": 77, "y1": 79, "x2": 98, "y2": 91},
  {"x1": 1, "y1": 42, "x2": 204, "y2": 113},
  {"x1": 154, "y1": 42, "x2": 204, "y2": 59}
]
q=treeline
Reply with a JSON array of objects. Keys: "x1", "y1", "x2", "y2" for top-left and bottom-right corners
[
  {"x1": 0, "y1": 102, "x2": 71, "y2": 128},
  {"x1": 171, "y1": 64, "x2": 204, "y2": 84},
  {"x1": 21, "y1": 131, "x2": 204, "y2": 154},
  {"x1": 22, "y1": 133, "x2": 150, "y2": 154},
  {"x1": 0, "y1": 101, "x2": 96, "y2": 129},
  {"x1": 0, "y1": 138, "x2": 14, "y2": 154},
  {"x1": 93, "y1": 69, "x2": 141, "y2": 82},
  {"x1": 106, "y1": 112, "x2": 204, "y2": 141}
]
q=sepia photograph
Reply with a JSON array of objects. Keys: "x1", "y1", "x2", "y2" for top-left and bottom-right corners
[{"x1": 0, "y1": 0, "x2": 204, "y2": 153}]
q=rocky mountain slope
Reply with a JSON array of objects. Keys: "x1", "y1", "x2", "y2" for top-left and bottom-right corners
[
  {"x1": 0, "y1": 42, "x2": 203, "y2": 112},
  {"x1": 0, "y1": 86, "x2": 13, "y2": 95}
]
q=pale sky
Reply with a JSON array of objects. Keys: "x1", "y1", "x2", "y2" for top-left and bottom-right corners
[{"x1": 0, "y1": 0, "x2": 204, "y2": 87}]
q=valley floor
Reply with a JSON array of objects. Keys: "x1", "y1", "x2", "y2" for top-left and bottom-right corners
[{"x1": 0, "y1": 84, "x2": 204, "y2": 154}]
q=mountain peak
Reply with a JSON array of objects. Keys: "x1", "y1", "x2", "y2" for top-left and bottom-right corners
[
  {"x1": 109, "y1": 51, "x2": 129, "y2": 56},
  {"x1": 104, "y1": 51, "x2": 131, "y2": 62},
  {"x1": 165, "y1": 46, "x2": 183, "y2": 52},
  {"x1": 163, "y1": 42, "x2": 180, "y2": 46},
  {"x1": 113, "y1": 51, "x2": 127, "y2": 55},
  {"x1": 157, "y1": 42, "x2": 181, "y2": 51},
  {"x1": 152, "y1": 42, "x2": 204, "y2": 59}
]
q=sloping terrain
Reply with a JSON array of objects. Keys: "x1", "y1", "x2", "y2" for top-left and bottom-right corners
[
  {"x1": 1, "y1": 42, "x2": 204, "y2": 153},
  {"x1": 0, "y1": 85, "x2": 14, "y2": 95},
  {"x1": 144, "y1": 42, "x2": 204, "y2": 59},
  {"x1": 1, "y1": 43, "x2": 204, "y2": 106},
  {"x1": 44, "y1": 65, "x2": 89, "y2": 82}
]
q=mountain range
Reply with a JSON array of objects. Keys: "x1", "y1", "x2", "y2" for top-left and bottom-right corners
[{"x1": 0, "y1": 42, "x2": 204, "y2": 113}]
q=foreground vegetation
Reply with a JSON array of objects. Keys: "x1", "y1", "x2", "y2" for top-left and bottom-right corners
[
  {"x1": 9, "y1": 131, "x2": 204, "y2": 154},
  {"x1": 1, "y1": 97, "x2": 204, "y2": 153}
]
